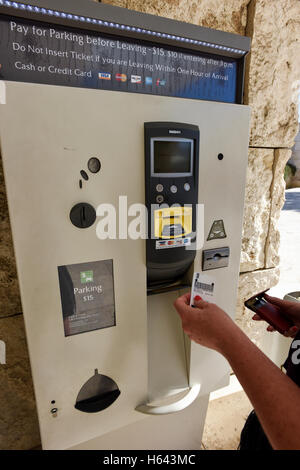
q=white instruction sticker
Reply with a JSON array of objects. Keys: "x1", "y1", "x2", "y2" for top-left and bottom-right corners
[
  {"x1": 190, "y1": 272, "x2": 215, "y2": 305},
  {"x1": 156, "y1": 238, "x2": 191, "y2": 250}
]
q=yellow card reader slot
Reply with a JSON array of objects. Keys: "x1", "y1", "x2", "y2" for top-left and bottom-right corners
[{"x1": 154, "y1": 206, "x2": 193, "y2": 239}]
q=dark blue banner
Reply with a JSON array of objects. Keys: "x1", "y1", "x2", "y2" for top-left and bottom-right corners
[{"x1": 0, "y1": 15, "x2": 237, "y2": 103}]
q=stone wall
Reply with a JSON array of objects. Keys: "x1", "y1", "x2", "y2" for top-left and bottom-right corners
[
  {"x1": 289, "y1": 124, "x2": 300, "y2": 188},
  {"x1": 0, "y1": 0, "x2": 299, "y2": 449},
  {"x1": 239, "y1": 0, "x2": 300, "y2": 345}
]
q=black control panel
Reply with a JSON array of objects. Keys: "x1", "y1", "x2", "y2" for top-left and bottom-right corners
[{"x1": 145, "y1": 122, "x2": 200, "y2": 289}]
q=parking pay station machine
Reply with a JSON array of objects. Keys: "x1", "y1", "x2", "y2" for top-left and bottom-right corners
[{"x1": 0, "y1": 0, "x2": 250, "y2": 449}]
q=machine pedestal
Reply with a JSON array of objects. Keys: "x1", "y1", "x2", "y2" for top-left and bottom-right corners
[{"x1": 70, "y1": 393, "x2": 210, "y2": 450}]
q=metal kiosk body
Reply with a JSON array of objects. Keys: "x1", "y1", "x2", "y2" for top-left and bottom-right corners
[{"x1": 0, "y1": 0, "x2": 250, "y2": 450}]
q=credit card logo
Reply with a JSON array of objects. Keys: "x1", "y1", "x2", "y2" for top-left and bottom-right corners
[
  {"x1": 145, "y1": 76, "x2": 153, "y2": 85},
  {"x1": 98, "y1": 72, "x2": 111, "y2": 80},
  {"x1": 131, "y1": 75, "x2": 142, "y2": 84},
  {"x1": 115, "y1": 73, "x2": 127, "y2": 82},
  {"x1": 156, "y1": 79, "x2": 166, "y2": 86}
]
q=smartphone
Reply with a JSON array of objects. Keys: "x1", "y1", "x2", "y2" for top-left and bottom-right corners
[{"x1": 244, "y1": 290, "x2": 293, "y2": 334}]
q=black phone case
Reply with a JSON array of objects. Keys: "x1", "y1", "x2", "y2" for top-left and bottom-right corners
[{"x1": 244, "y1": 291, "x2": 293, "y2": 334}]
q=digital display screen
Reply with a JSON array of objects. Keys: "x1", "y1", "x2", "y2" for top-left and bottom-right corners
[{"x1": 153, "y1": 140, "x2": 192, "y2": 175}]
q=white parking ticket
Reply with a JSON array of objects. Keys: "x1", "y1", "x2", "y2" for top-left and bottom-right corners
[{"x1": 190, "y1": 272, "x2": 216, "y2": 306}]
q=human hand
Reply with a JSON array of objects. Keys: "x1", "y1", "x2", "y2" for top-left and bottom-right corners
[
  {"x1": 174, "y1": 293, "x2": 238, "y2": 353},
  {"x1": 252, "y1": 294, "x2": 300, "y2": 337}
]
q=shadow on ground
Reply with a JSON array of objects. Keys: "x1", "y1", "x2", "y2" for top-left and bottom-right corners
[{"x1": 282, "y1": 190, "x2": 300, "y2": 212}]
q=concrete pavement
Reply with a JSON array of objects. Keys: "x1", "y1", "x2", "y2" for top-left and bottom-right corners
[{"x1": 269, "y1": 188, "x2": 300, "y2": 299}]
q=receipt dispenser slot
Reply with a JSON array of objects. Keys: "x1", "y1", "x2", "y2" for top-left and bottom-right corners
[{"x1": 202, "y1": 247, "x2": 230, "y2": 271}]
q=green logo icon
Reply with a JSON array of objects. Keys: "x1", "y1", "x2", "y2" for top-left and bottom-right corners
[{"x1": 80, "y1": 270, "x2": 94, "y2": 283}]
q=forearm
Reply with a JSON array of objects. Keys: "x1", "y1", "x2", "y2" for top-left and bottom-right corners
[{"x1": 220, "y1": 324, "x2": 300, "y2": 450}]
